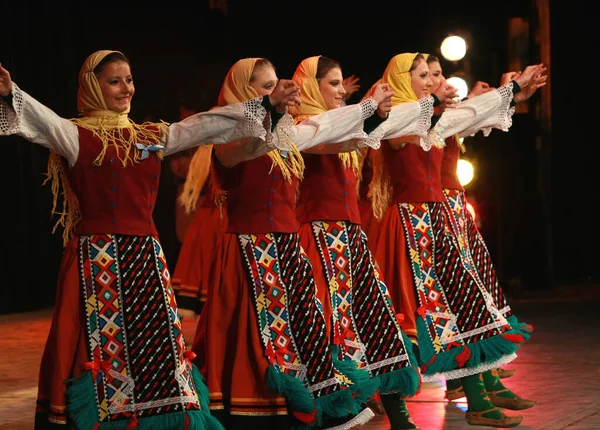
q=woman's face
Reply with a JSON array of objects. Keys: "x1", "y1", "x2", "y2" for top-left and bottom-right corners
[
  {"x1": 318, "y1": 67, "x2": 346, "y2": 109},
  {"x1": 428, "y1": 60, "x2": 445, "y2": 91},
  {"x1": 97, "y1": 61, "x2": 134, "y2": 113},
  {"x1": 249, "y1": 65, "x2": 278, "y2": 97},
  {"x1": 410, "y1": 59, "x2": 433, "y2": 99}
]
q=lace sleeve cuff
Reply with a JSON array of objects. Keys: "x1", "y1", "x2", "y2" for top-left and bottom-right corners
[
  {"x1": 273, "y1": 113, "x2": 296, "y2": 151},
  {"x1": 0, "y1": 83, "x2": 23, "y2": 135},
  {"x1": 478, "y1": 82, "x2": 515, "y2": 137},
  {"x1": 238, "y1": 96, "x2": 270, "y2": 141},
  {"x1": 359, "y1": 98, "x2": 378, "y2": 120}
]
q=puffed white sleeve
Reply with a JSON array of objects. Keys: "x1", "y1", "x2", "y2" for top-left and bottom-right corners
[
  {"x1": 163, "y1": 96, "x2": 276, "y2": 156},
  {"x1": 0, "y1": 83, "x2": 79, "y2": 166},
  {"x1": 281, "y1": 98, "x2": 379, "y2": 153},
  {"x1": 428, "y1": 83, "x2": 515, "y2": 147},
  {"x1": 382, "y1": 96, "x2": 435, "y2": 142}
]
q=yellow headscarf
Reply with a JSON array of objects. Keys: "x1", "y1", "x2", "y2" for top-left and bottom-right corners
[
  {"x1": 290, "y1": 56, "x2": 359, "y2": 171},
  {"x1": 369, "y1": 52, "x2": 421, "y2": 220},
  {"x1": 179, "y1": 57, "x2": 304, "y2": 215},
  {"x1": 381, "y1": 53, "x2": 419, "y2": 107},
  {"x1": 46, "y1": 50, "x2": 169, "y2": 245}
]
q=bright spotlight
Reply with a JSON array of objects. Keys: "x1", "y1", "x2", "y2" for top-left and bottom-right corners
[
  {"x1": 447, "y1": 76, "x2": 469, "y2": 100},
  {"x1": 440, "y1": 35, "x2": 467, "y2": 61},
  {"x1": 456, "y1": 159, "x2": 474, "y2": 186}
]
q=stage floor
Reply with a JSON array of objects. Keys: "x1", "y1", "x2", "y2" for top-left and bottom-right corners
[{"x1": 2, "y1": 284, "x2": 599, "y2": 429}]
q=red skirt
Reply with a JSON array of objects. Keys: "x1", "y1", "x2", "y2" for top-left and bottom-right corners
[
  {"x1": 36, "y1": 235, "x2": 217, "y2": 429},
  {"x1": 36, "y1": 238, "x2": 88, "y2": 426},
  {"x1": 192, "y1": 231, "x2": 374, "y2": 429},
  {"x1": 191, "y1": 233, "x2": 290, "y2": 428},
  {"x1": 358, "y1": 199, "x2": 381, "y2": 250},
  {"x1": 172, "y1": 196, "x2": 228, "y2": 313},
  {"x1": 299, "y1": 220, "x2": 420, "y2": 397},
  {"x1": 372, "y1": 203, "x2": 521, "y2": 382}
]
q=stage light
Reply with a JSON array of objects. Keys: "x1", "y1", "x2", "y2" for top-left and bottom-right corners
[
  {"x1": 457, "y1": 159, "x2": 474, "y2": 186},
  {"x1": 440, "y1": 35, "x2": 467, "y2": 61},
  {"x1": 447, "y1": 76, "x2": 469, "y2": 100}
]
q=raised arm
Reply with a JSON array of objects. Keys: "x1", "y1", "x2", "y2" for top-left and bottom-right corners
[
  {"x1": 0, "y1": 65, "x2": 79, "y2": 166},
  {"x1": 430, "y1": 64, "x2": 546, "y2": 144},
  {"x1": 163, "y1": 79, "x2": 301, "y2": 156}
]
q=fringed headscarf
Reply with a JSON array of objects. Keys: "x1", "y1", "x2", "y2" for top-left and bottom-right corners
[
  {"x1": 46, "y1": 50, "x2": 170, "y2": 245},
  {"x1": 289, "y1": 56, "x2": 359, "y2": 171},
  {"x1": 369, "y1": 53, "x2": 420, "y2": 220},
  {"x1": 178, "y1": 57, "x2": 304, "y2": 216}
]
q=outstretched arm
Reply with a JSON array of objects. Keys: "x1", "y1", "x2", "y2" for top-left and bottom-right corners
[{"x1": 0, "y1": 64, "x2": 80, "y2": 166}]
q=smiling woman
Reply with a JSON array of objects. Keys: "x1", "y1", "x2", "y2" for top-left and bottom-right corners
[{"x1": 0, "y1": 49, "x2": 299, "y2": 429}]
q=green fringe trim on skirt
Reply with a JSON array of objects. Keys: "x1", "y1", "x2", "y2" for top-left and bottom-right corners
[
  {"x1": 507, "y1": 314, "x2": 533, "y2": 341},
  {"x1": 267, "y1": 363, "x2": 367, "y2": 429},
  {"x1": 66, "y1": 365, "x2": 224, "y2": 429},
  {"x1": 416, "y1": 317, "x2": 520, "y2": 377}
]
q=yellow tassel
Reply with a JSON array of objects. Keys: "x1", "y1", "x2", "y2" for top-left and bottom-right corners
[
  {"x1": 70, "y1": 118, "x2": 168, "y2": 167},
  {"x1": 44, "y1": 120, "x2": 169, "y2": 246},
  {"x1": 44, "y1": 152, "x2": 81, "y2": 246},
  {"x1": 267, "y1": 145, "x2": 305, "y2": 182}
]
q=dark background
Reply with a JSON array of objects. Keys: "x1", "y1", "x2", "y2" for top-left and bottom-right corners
[{"x1": 1, "y1": 0, "x2": 596, "y2": 314}]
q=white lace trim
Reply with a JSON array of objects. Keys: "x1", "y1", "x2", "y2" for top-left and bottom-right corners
[
  {"x1": 228, "y1": 97, "x2": 269, "y2": 142},
  {"x1": 440, "y1": 320, "x2": 510, "y2": 344},
  {"x1": 357, "y1": 122, "x2": 385, "y2": 149},
  {"x1": 421, "y1": 352, "x2": 518, "y2": 382},
  {"x1": 108, "y1": 395, "x2": 199, "y2": 414},
  {"x1": 480, "y1": 82, "x2": 515, "y2": 137},
  {"x1": 0, "y1": 83, "x2": 23, "y2": 135},
  {"x1": 307, "y1": 376, "x2": 341, "y2": 393},
  {"x1": 323, "y1": 407, "x2": 375, "y2": 430},
  {"x1": 359, "y1": 98, "x2": 378, "y2": 120},
  {"x1": 367, "y1": 354, "x2": 409, "y2": 372},
  {"x1": 419, "y1": 96, "x2": 444, "y2": 151},
  {"x1": 274, "y1": 112, "x2": 296, "y2": 151}
]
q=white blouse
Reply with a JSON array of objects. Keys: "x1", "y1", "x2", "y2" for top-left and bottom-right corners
[
  {"x1": 428, "y1": 82, "x2": 515, "y2": 149},
  {"x1": 0, "y1": 83, "x2": 274, "y2": 167}
]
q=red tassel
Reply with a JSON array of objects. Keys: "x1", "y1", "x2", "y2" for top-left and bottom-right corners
[
  {"x1": 275, "y1": 347, "x2": 291, "y2": 365},
  {"x1": 184, "y1": 350, "x2": 197, "y2": 361},
  {"x1": 292, "y1": 409, "x2": 317, "y2": 424},
  {"x1": 395, "y1": 313, "x2": 405, "y2": 326},
  {"x1": 126, "y1": 413, "x2": 139, "y2": 429},
  {"x1": 92, "y1": 424, "x2": 100, "y2": 430},
  {"x1": 419, "y1": 355, "x2": 436, "y2": 373},
  {"x1": 266, "y1": 344, "x2": 276, "y2": 365},
  {"x1": 524, "y1": 324, "x2": 535, "y2": 332},
  {"x1": 372, "y1": 391, "x2": 382, "y2": 402},
  {"x1": 502, "y1": 333, "x2": 524, "y2": 343},
  {"x1": 455, "y1": 346, "x2": 472, "y2": 368},
  {"x1": 84, "y1": 361, "x2": 100, "y2": 380}
]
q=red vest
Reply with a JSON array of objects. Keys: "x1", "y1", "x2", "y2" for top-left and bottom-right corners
[
  {"x1": 383, "y1": 141, "x2": 446, "y2": 203},
  {"x1": 296, "y1": 153, "x2": 360, "y2": 224},
  {"x1": 66, "y1": 126, "x2": 161, "y2": 236},
  {"x1": 440, "y1": 136, "x2": 464, "y2": 191},
  {"x1": 214, "y1": 154, "x2": 299, "y2": 234}
]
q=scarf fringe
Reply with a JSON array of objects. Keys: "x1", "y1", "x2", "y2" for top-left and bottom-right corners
[{"x1": 45, "y1": 120, "x2": 168, "y2": 246}]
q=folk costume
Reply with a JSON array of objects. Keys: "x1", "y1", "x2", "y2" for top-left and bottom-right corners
[
  {"x1": 367, "y1": 52, "x2": 534, "y2": 427},
  {"x1": 191, "y1": 58, "x2": 380, "y2": 430},
  {"x1": 0, "y1": 50, "x2": 276, "y2": 429},
  {"x1": 290, "y1": 56, "x2": 432, "y2": 401}
]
